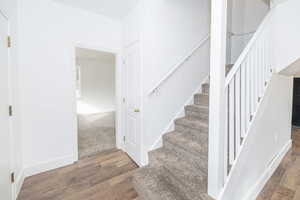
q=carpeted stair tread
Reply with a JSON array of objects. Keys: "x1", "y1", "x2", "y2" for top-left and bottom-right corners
[
  {"x1": 185, "y1": 104, "x2": 209, "y2": 113},
  {"x1": 175, "y1": 117, "x2": 208, "y2": 131},
  {"x1": 163, "y1": 131, "x2": 208, "y2": 157},
  {"x1": 133, "y1": 166, "x2": 186, "y2": 200},
  {"x1": 149, "y1": 148, "x2": 207, "y2": 174},
  {"x1": 149, "y1": 148, "x2": 208, "y2": 197}
]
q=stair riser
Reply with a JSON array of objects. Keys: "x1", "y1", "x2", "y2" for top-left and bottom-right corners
[
  {"x1": 175, "y1": 124, "x2": 208, "y2": 139},
  {"x1": 185, "y1": 110, "x2": 209, "y2": 122},
  {"x1": 194, "y1": 95, "x2": 209, "y2": 106},
  {"x1": 202, "y1": 85, "x2": 209, "y2": 94},
  {"x1": 175, "y1": 124, "x2": 208, "y2": 134},
  {"x1": 163, "y1": 140, "x2": 208, "y2": 171}
]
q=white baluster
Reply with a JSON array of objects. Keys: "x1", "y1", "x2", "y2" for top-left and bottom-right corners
[
  {"x1": 224, "y1": 87, "x2": 229, "y2": 182},
  {"x1": 235, "y1": 70, "x2": 241, "y2": 152},
  {"x1": 241, "y1": 62, "x2": 246, "y2": 138},
  {"x1": 229, "y1": 80, "x2": 235, "y2": 164},
  {"x1": 245, "y1": 56, "x2": 251, "y2": 131}
]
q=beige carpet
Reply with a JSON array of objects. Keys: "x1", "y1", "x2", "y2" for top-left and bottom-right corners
[{"x1": 78, "y1": 112, "x2": 116, "y2": 159}]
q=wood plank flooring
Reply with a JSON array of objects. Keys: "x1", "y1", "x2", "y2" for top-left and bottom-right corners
[
  {"x1": 18, "y1": 149, "x2": 139, "y2": 200},
  {"x1": 257, "y1": 128, "x2": 300, "y2": 200},
  {"x1": 18, "y1": 129, "x2": 300, "y2": 200}
]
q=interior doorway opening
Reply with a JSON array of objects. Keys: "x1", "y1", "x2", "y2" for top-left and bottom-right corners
[{"x1": 75, "y1": 47, "x2": 117, "y2": 159}]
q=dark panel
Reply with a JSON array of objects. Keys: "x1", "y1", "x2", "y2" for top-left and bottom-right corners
[{"x1": 292, "y1": 78, "x2": 300, "y2": 126}]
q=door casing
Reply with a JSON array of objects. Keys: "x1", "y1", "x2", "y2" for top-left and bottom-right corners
[
  {"x1": 71, "y1": 43, "x2": 143, "y2": 165},
  {"x1": 0, "y1": 9, "x2": 14, "y2": 200}
]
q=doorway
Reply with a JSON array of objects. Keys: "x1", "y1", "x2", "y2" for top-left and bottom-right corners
[
  {"x1": 75, "y1": 47, "x2": 117, "y2": 159},
  {"x1": 0, "y1": 10, "x2": 12, "y2": 200},
  {"x1": 72, "y1": 43, "x2": 143, "y2": 166},
  {"x1": 293, "y1": 78, "x2": 300, "y2": 127}
]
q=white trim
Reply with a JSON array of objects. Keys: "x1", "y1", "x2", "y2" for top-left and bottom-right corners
[
  {"x1": 208, "y1": 0, "x2": 228, "y2": 197},
  {"x1": 149, "y1": 75, "x2": 209, "y2": 151},
  {"x1": 147, "y1": 34, "x2": 210, "y2": 96},
  {"x1": 71, "y1": 43, "x2": 125, "y2": 163},
  {"x1": 0, "y1": 12, "x2": 16, "y2": 200},
  {"x1": 15, "y1": 169, "x2": 25, "y2": 198},
  {"x1": 242, "y1": 140, "x2": 292, "y2": 200},
  {"x1": 23, "y1": 155, "x2": 74, "y2": 177}
]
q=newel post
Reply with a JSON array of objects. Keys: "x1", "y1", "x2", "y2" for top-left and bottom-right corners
[{"x1": 208, "y1": 0, "x2": 227, "y2": 198}]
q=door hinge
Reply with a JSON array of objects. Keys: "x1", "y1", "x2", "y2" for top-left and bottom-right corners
[
  {"x1": 7, "y1": 36, "x2": 11, "y2": 48},
  {"x1": 11, "y1": 173, "x2": 15, "y2": 183},
  {"x1": 123, "y1": 98, "x2": 126, "y2": 103},
  {"x1": 123, "y1": 136, "x2": 126, "y2": 143},
  {"x1": 9, "y1": 105, "x2": 13, "y2": 116}
]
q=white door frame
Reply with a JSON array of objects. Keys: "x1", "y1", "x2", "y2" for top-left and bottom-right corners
[
  {"x1": 71, "y1": 43, "x2": 125, "y2": 162},
  {"x1": 0, "y1": 8, "x2": 14, "y2": 200}
]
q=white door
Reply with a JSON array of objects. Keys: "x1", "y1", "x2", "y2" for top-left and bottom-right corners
[
  {"x1": 124, "y1": 42, "x2": 142, "y2": 165},
  {"x1": 0, "y1": 13, "x2": 12, "y2": 200}
]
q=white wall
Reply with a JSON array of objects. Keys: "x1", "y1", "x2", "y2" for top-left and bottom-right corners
[
  {"x1": 220, "y1": 74, "x2": 293, "y2": 200},
  {"x1": 272, "y1": 0, "x2": 300, "y2": 74},
  {"x1": 18, "y1": 0, "x2": 122, "y2": 176},
  {"x1": 139, "y1": 0, "x2": 211, "y2": 164},
  {"x1": 77, "y1": 56, "x2": 116, "y2": 114},
  {"x1": 228, "y1": 0, "x2": 269, "y2": 63},
  {"x1": 0, "y1": 0, "x2": 24, "y2": 197}
]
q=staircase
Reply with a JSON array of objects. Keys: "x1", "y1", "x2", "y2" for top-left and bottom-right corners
[
  {"x1": 133, "y1": 82, "x2": 213, "y2": 200},
  {"x1": 133, "y1": 1, "x2": 275, "y2": 199}
]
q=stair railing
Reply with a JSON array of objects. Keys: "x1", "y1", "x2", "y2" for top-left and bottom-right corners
[
  {"x1": 147, "y1": 33, "x2": 210, "y2": 96},
  {"x1": 223, "y1": 11, "x2": 273, "y2": 187},
  {"x1": 208, "y1": 2, "x2": 274, "y2": 197}
]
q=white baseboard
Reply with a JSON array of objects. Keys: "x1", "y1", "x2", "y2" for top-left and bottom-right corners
[
  {"x1": 24, "y1": 155, "x2": 74, "y2": 177},
  {"x1": 14, "y1": 155, "x2": 75, "y2": 199},
  {"x1": 15, "y1": 169, "x2": 25, "y2": 198},
  {"x1": 243, "y1": 140, "x2": 292, "y2": 200},
  {"x1": 149, "y1": 75, "x2": 209, "y2": 151}
]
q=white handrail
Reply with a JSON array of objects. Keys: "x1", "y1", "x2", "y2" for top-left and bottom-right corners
[
  {"x1": 225, "y1": 12, "x2": 273, "y2": 87},
  {"x1": 228, "y1": 30, "x2": 256, "y2": 37},
  {"x1": 147, "y1": 33, "x2": 210, "y2": 96}
]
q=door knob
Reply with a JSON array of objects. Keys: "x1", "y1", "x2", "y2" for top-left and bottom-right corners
[{"x1": 134, "y1": 109, "x2": 140, "y2": 113}]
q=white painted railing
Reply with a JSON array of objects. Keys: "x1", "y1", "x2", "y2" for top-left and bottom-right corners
[
  {"x1": 223, "y1": 12, "x2": 273, "y2": 184},
  {"x1": 147, "y1": 33, "x2": 210, "y2": 96}
]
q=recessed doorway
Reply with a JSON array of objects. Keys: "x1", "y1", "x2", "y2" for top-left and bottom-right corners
[{"x1": 75, "y1": 47, "x2": 117, "y2": 159}]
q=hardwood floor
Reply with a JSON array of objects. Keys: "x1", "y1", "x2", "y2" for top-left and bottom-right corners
[
  {"x1": 18, "y1": 149, "x2": 139, "y2": 200},
  {"x1": 257, "y1": 128, "x2": 300, "y2": 200},
  {"x1": 18, "y1": 129, "x2": 300, "y2": 200}
]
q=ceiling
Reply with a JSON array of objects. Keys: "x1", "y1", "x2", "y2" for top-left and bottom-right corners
[
  {"x1": 76, "y1": 48, "x2": 115, "y2": 61},
  {"x1": 54, "y1": 0, "x2": 139, "y2": 19}
]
